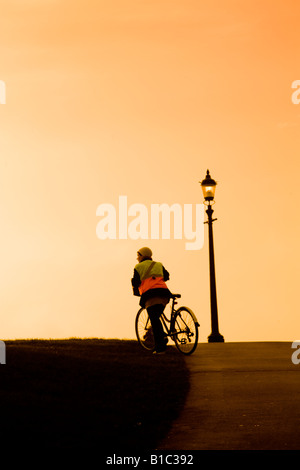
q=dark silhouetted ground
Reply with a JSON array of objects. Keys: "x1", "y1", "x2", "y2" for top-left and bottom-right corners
[{"x1": 0, "y1": 339, "x2": 189, "y2": 452}]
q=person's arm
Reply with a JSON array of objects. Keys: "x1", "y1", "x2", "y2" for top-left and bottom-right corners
[
  {"x1": 162, "y1": 266, "x2": 170, "y2": 282},
  {"x1": 131, "y1": 269, "x2": 141, "y2": 296}
]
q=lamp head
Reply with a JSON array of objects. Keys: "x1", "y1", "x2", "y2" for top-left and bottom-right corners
[{"x1": 200, "y1": 169, "x2": 217, "y2": 203}]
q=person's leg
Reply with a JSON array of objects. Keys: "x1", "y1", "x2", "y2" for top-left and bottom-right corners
[{"x1": 146, "y1": 304, "x2": 167, "y2": 352}]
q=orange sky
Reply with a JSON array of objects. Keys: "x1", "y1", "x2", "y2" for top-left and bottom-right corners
[{"x1": 0, "y1": 0, "x2": 299, "y2": 341}]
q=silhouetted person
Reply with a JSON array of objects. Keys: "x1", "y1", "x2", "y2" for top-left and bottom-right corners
[{"x1": 131, "y1": 247, "x2": 172, "y2": 354}]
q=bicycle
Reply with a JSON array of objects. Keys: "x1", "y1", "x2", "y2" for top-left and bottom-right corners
[{"x1": 135, "y1": 294, "x2": 199, "y2": 355}]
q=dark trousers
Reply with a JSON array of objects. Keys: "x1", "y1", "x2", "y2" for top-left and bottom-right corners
[{"x1": 146, "y1": 304, "x2": 166, "y2": 352}]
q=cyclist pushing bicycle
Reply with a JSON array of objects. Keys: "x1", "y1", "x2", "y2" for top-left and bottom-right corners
[
  {"x1": 132, "y1": 247, "x2": 199, "y2": 355},
  {"x1": 131, "y1": 247, "x2": 172, "y2": 354}
]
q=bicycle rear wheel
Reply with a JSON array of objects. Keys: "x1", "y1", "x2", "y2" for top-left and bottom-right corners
[
  {"x1": 172, "y1": 307, "x2": 199, "y2": 355},
  {"x1": 135, "y1": 308, "x2": 155, "y2": 351}
]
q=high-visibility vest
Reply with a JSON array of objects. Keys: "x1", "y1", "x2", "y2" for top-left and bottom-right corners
[{"x1": 134, "y1": 260, "x2": 168, "y2": 295}]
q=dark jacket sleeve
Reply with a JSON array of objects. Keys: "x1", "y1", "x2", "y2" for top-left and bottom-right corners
[
  {"x1": 131, "y1": 269, "x2": 141, "y2": 296},
  {"x1": 162, "y1": 266, "x2": 170, "y2": 282},
  {"x1": 131, "y1": 269, "x2": 141, "y2": 287}
]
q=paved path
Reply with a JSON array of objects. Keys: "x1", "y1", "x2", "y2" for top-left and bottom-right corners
[{"x1": 158, "y1": 342, "x2": 300, "y2": 450}]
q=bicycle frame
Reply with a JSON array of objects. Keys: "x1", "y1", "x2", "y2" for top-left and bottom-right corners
[
  {"x1": 161, "y1": 295, "x2": 199, "y2": 339},
  {"x1": 160, "y1": 296, "x2": 178, "y2": 335},
  {"x1": 136, "y1": 293, "x2": 199, "y2": 354},
  {"x1": 140, "y1": 296, "x2": 179, "y2": 337}
]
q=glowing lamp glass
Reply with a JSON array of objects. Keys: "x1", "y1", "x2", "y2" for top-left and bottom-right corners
[
  {"x1": 202, "y1": 185, "x2": 215, "y2": 201},
  {"x1": 200, "y1": 170, "x2": 217, "y2": 202}
]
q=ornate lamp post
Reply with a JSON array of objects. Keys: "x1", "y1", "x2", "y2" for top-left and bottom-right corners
[{"x1": 200, "y1": 170, "x2": 224, "y2": 343}]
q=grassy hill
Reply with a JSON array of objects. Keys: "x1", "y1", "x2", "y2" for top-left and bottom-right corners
[{"x1": 0, "y1": 339, "x2": 189, "y2": 452}]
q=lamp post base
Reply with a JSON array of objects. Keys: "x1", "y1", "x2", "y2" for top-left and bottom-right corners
[{"x1": 208, "y1": 332, "x2": 224, "y2": 343}]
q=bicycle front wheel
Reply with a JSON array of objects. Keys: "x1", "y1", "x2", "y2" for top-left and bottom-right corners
[
  {"x1": 135, "y1": 308, "x2": 155, "y2": 352},
  {"x1": 172, "y1": 307, "x2": 199, "y2": 355}
]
